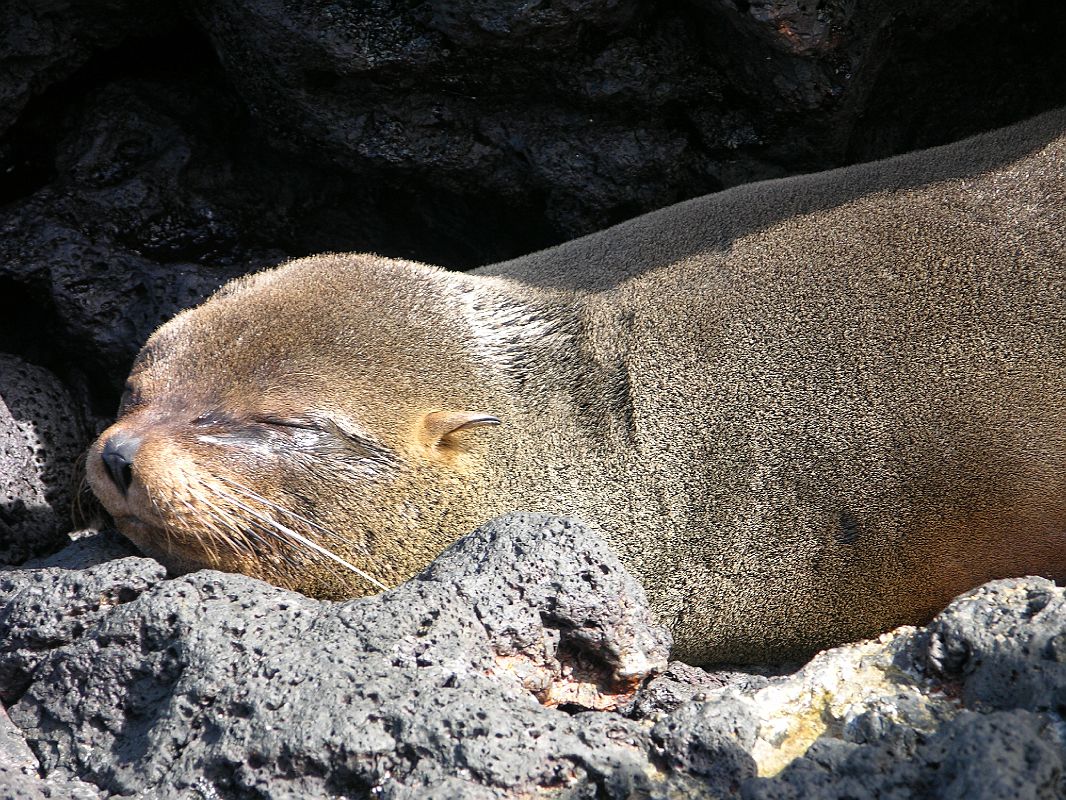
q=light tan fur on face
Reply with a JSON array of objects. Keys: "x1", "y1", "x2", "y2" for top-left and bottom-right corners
[{"x1": 89, "y1": 108, "x2": 1066, "y2": 663}]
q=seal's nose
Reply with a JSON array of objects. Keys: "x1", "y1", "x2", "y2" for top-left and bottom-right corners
[{"x1": 101, "y1": 433, "x2": 141, "y2": 495}]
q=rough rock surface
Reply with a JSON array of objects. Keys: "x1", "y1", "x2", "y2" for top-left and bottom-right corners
[
  {"x1": 3, "y1": 515, "x2": 1066, "y2": 798},
  {"x1": 0, "y1": 702, "x2": 102, "y2": 800},
  {"x1": 0, "y1": 0, "x2": 178, "y2": 133},
  {"x1": 735, "y1": 579, "x2": 1066, "y2": 798},
  {"x1": 0, "y1": 355, "x2": 90, "y2": 565},
  {"x1": 3, "y1": 2, "x2": 1066, "y2": 415},
  {"x1": 1, "y1": 516, "x2": 696, "y2": 799}
]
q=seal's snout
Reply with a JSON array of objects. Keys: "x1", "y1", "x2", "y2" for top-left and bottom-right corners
[{"x1": 101, "y1": 432, "x2": 142, "y2": 495}]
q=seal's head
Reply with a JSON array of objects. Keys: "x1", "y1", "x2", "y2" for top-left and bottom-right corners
[{"x1": 87, "y1": 254, "x2": 503, "y2": 598}]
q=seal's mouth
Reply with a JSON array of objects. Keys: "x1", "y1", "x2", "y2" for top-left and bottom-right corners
[
  {"x1": 86, "y1": 453, "x2": 152, "y2": 527},
  {"x1": 85, "y1": 434, "x2": 211, "y2": 571}
]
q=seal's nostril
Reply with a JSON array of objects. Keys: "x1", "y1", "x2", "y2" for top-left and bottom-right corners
[{"x1": 101, "y1": 433, "x2": 142, "y2": 495}]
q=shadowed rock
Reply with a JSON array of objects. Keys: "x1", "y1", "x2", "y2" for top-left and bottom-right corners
[{"x1": 0, "y1": 355, "x2": 89, "y2": 564}]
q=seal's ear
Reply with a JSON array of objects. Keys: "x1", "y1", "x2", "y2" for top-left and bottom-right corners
[{"x1": 420, "y1": 411, "x2": 500, "y2": 450}]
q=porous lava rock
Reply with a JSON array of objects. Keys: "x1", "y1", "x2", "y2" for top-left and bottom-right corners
[
  {"x1": 3, "y1": 515, "x2": 1066, "y2": 798},
  {"x1": 0, "y1": 355, "x2": 89, "y2": 564},
  {"x1": 1, "y1": 516, "x2": 694, "y2": 799}
]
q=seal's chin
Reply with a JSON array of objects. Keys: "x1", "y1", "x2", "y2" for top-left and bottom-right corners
[{"x1": 111, "y1": 513, "x2": 209, "y2": 576}]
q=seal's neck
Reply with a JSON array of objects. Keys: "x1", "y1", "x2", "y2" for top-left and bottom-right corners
[
  {"x1": 451, "y1": 275, "x2": 637, "y2": 519},
  {"x1": 454, "y1": 278, "x2": 583, "y2": 394}
]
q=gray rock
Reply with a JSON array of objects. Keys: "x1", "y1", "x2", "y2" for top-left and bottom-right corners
[
  {"x1": 4, "y1": 516, "x2": 1066, "y2": 798},
  {"x1": 2, "y1": 514, "x2": 699, "y2": 799},
  {"x1": 929, "y1": 711, "x2": 1066, "y2": 800},
  {"x1": 651, "y1": 698, "x2": 760, "y2": 795},
  {"x1": 0, "y1": 548, "x2": 166, "y2": 704},
  {"x1": 419, "y1": 514, "x2": 672, "y2": 708},
  {"x1": 739, "y1": 580, "x2": 1066, "y2": 799},
  {"x1": 924, "y1": 577, "x2": 1066, "y2": 714},
  {"x1": 0, "y1": 355, "x2": 90, "y2": 565},
  {"x1": 623, "y1": 661, "x2": 779, "y2": 721},
  {"x1": 744, "y1": 710, "x2": 1066, "y2": 800},
  {"x1": 0, "y1": 703, "x2": 102, "y2": 800}
]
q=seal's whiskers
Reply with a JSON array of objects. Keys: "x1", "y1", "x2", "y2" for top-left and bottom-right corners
[
  {"x1": 215, "y1": 474, "x2": 370, "y2": 554},
  {"x1": 201, "y1": 479, "x2": 388, "y2": 591}
]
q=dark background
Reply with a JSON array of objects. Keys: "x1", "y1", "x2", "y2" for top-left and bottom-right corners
[{"x1": 2, "y1": 0, "x2": 1065, "y2": 420}]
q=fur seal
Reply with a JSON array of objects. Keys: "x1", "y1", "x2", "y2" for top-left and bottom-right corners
[{"x1": 87, "y1": 108, "x2": 1066, "y2": 663}]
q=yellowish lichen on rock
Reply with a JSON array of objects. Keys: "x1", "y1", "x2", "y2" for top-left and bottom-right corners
[{"x1": 710, "y1": 626, "x2": 960, "y2": 777}]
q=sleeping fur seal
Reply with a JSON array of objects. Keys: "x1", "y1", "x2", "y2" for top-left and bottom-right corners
[{"x1": 87, "y1": 108, "x2": 1066, "y2": 663}]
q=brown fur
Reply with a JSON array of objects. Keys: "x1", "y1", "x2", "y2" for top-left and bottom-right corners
[{"x1": 88, "y1": 108, "x2": 1066, "y2": 663}]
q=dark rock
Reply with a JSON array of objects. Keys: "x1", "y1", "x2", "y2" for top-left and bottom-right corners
[
  {"x1": 18, "y1": 528, "x2": 141, "y2": 572},
  {"x1": 0, "y1": 64, "x2": 288, "y2": 409},
  {"x1": 186, "y1": 0, "x2": 1066, "y2": 239},
  {"x1": 186, "y1": 0, "x2": 714, "y2": 236},
  {"x1": 0, "y1": 0, "x2": 178, "y2": 133},
  {"x1": 427, "y1": 0, "x2": 642, "y2": 50},
  {"x1": 0, "y1": 355, "x2": 90, "y2": 564},
  {"x1": 743, "y1": 710, "x2": 1066, "y2": 800},
  {"x1": 0, "y1": 550, "x2": 166, "y2": 705},
  {"x1": 651, "y1": 698, "x2": 760, "y2": 795},
  {"x1": 924, "y1": 577, "x2": 1066, "y2": 714},
  {"x1": 1, "y1": 702, "x2": 103, "y2": 799},
  {"x1": 1, "y1": 514, "x2": 698, "y2": 799}
]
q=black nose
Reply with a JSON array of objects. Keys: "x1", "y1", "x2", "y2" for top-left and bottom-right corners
[{"x1": 101, "y1": 433, "x2": 142, "y2": 495}]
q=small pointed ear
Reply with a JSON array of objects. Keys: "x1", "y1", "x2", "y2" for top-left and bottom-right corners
[{"x1": 420, "y1": 411, "x2": 501, "y2": 448}]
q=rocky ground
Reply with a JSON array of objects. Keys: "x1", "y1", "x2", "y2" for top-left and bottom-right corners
[
  {"x1": 3, "y1": 513, "x2": 1066, "y2": 798},
  {"x1": 3, "y1": 1, "x2": 1066, "y2": 797}
]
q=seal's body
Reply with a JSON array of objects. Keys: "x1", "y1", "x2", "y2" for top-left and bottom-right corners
[{"x1": 88, "y1": 109, "x2": 1066, "y2": 663}]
